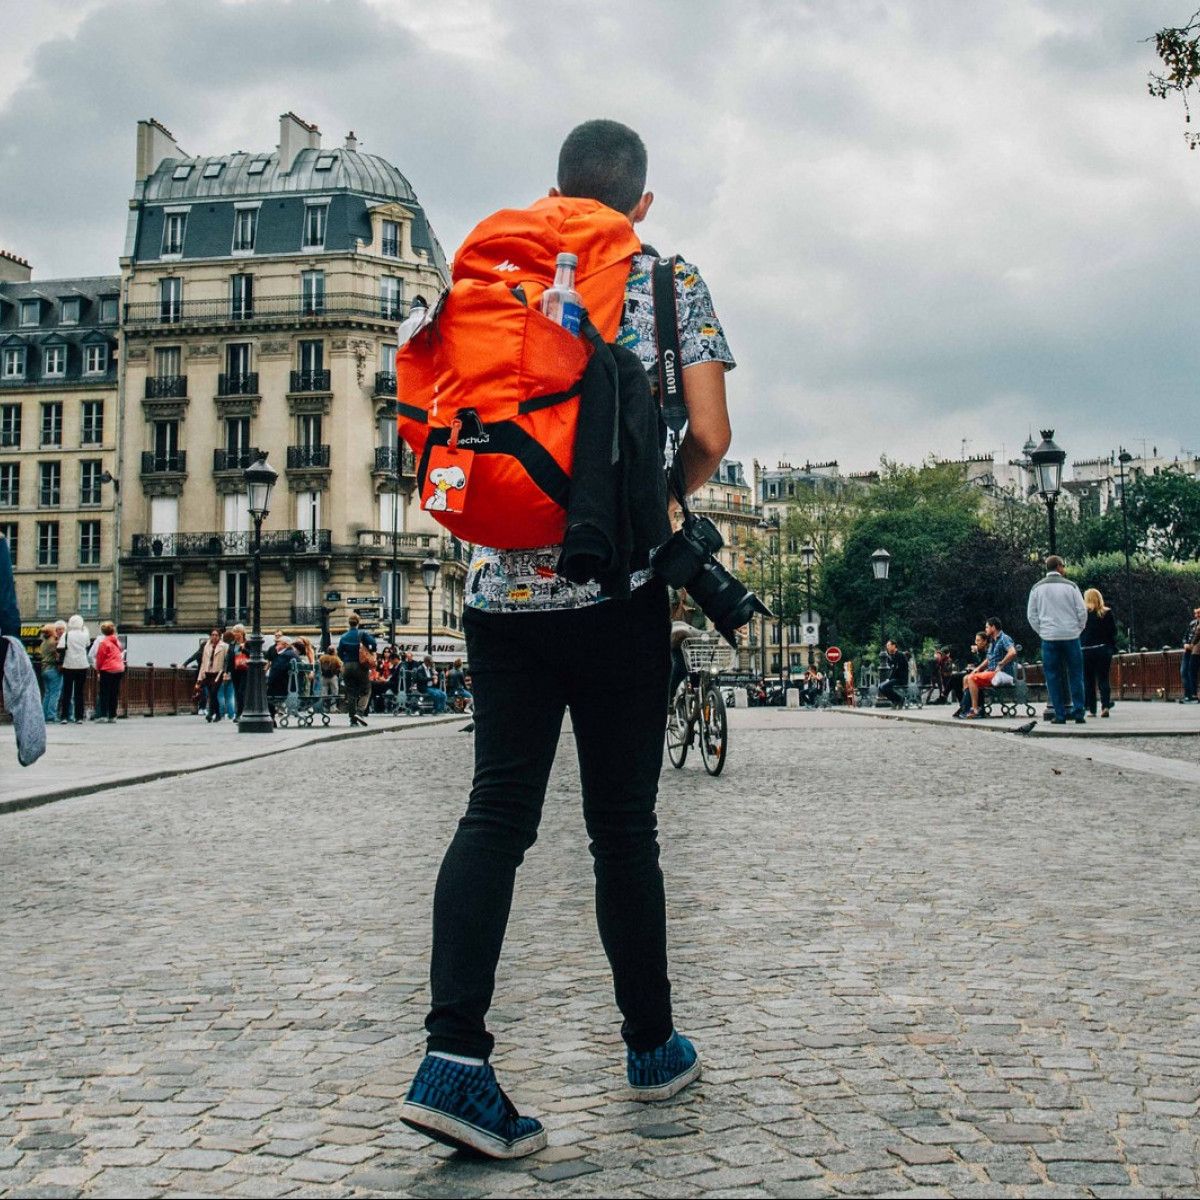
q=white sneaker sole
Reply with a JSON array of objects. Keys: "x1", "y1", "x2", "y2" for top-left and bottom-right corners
[
  {"x1": 628, "y1": 1055, "x2": 702, "y2": 1102},
  {"x1": 399, "y1": 1101, "x2": 547, "y2": 1159}
]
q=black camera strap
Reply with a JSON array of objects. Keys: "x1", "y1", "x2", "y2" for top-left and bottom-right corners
[{"x1": 651, "y1": 256, "x2": 688, "y2": 435}]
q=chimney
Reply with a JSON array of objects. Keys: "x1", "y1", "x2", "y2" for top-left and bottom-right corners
[
  {"x1": 0, "y1": 250, "x2": 32, "y2": 283},
  {"x1": 279, "y1": 112, "x2": 321, "y2": 173},
  {"x1": 136, "y1": 118, "x2": 185, "y2": 183},
  {"x1": 344, "y1": 130, "x2": 358, "y2": 151}
]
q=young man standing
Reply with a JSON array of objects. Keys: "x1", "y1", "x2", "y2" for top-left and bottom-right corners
[
  {"x1": 1027, "y1": 556, "x2": 1088, "y2": 724},
  {"x1": 400, "y1": 120, "x2": 734, "y2": 1159}
]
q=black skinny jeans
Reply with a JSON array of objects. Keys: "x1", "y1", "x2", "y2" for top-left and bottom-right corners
[
  {"x1": 1083, "y1": 645, "x2": 1114, "y2": 714},
  {"x1": 425, "y1": 580, "x2": 674, "y2": 1059},
  {"x1": 98, "y1": 671, "x2": 122, "y2": 719}
]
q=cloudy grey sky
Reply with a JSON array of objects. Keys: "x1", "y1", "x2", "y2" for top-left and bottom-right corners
[{"x1": 2, "y1": 0, "x2": 1195, "y2": 472}]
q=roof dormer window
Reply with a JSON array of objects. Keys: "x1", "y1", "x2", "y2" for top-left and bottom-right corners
[
  {"x1": 60, "y1": 297, "x2": 81, "y2": 326},
  {"x1": 19, "y1": 300, "x2": 39, "y2": 327},
  {"x1": 171, "y1": 163, "x2": 193, "y2": 181},
  {"x1": 303, "y1": 203, "x2": 328, "y2": 249},
  {"x1": 162, "y1": 211, "x2": 187, "y2": 257},
  {"x1": 203, "y1": 162, "x2": 225, "y2": 179}
]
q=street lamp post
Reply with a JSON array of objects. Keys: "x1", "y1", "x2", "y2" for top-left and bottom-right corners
[
  {"x1": 802, "y1": 541, "x2": 816, "y2": 668},
  {"x1": 420, "y1": 555, "x2": 441, "y2": 659},
  {"x1": 755, "y1": 547, "x2": 768, "y2": 679},
  {"x1": 379, "y1": 411, "x2": 401, "y2": 649},
  {"x1": 239, "y1": 452, "x2": 278, "y2": 734},
  {"x1": 1117, "y1": 448, "x2": 1136, "y2": 650},
  {"x1": 758, "y1": 514, "x2": 786, "y2": 679},
  {"x1": 870, "y1": 548, "x2": 891, "y2": 654},
  {"x1": 1030, "y1": 430, "x2": 1067, "y2": 556}
]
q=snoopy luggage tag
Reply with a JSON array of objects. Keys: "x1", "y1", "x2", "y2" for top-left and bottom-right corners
[{"x1": 422, "y1": 414, "x2": 476, "y2": 514}]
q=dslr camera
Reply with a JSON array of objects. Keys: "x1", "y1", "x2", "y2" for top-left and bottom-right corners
[{"x1": 651, "y1": 514, "x2": 772, "y2": 646}]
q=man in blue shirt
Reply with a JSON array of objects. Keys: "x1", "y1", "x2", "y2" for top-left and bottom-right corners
[
  {"x1": 962, "y1": 617, "x2": 1017, "y2": 719},
  {"x1": 336, "y1": 613, "x2": 376, "y2": 727}
]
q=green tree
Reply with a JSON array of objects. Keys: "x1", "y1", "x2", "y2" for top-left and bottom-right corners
[
  {"x1": 1149, "y1": 9, "x2": 1200, "y2": 148},
  {"x1": 1125, "y1": 468, "x2": 1200, "y2": 560}
]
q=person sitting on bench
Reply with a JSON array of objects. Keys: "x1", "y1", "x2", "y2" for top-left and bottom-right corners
[{"x1": 962, "y1": 616, "x2": 1017, "y2": 719}]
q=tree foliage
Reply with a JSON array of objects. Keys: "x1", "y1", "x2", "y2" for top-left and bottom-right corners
[{"x1": 1148, "y1": 9, "x2": 1200, "y2": 148}]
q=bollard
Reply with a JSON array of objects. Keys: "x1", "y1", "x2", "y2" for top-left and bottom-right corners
[
  {"x1": 168, "y1": 664, "x2": 179, "y2": 715},
  {"x1": 732, "y1": 686, "x2": 748, "y2": 709},
  {"x1": 147, "y1": 663, "x2": 156, "y2": 717},
  {"x1": 785, "y1": 686, "x2": 801, "y2": 708}
]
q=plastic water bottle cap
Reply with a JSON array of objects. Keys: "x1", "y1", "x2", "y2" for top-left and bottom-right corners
[{"x1": 556, "y1": 253, "x2": 578, "y2": 268}]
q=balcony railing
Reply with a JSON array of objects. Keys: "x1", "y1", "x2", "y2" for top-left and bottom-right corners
[
  {"x1": 218, "y1": 372, "x2": 258, "y2": 396},
  {"x1": 290, "y1": 369, "x2": 331, "y2": 393},
  {"x1": 356, "y1": 531, "x2": 468, "y2": 565},
  {"x1": 286, "y1": 444, "x2": 331, "y2": 469},
  {"x1": 0, "y1": 368, "x2": 116, "y2": 388},
  {"x1": 213, "y1": 447, "x2": 260, "y2": 472},
  {"x1": 145, "y1": 375, "x2": 188, "y2": 399},
  {"x1": 141, "y1": 451, "x2": 186, "y2": 475},
  {"x1": 374, "y1": 371, "x2": 396, "y2": 396},
  {"x1": 144, "y1": 607, "x2": 177, "y2": 626},
  {"x1": 217, "y1": 606, "x2": 250, "y2": 627},
  {"x1": 290, "y1": 605, "x2": 328, "y2": 625},
  {"x1": 123, "y1": 292, "x2": 425, "y2": 330},
  {"x1": 690, "y1": 496, "x2": 764, "y2": 517},
  {"x1": 129, "y1": 528, "x2": 331, "y2": 559},
  {"x1": 374, "y1": 445, "x2": 416, "y2": 475}
]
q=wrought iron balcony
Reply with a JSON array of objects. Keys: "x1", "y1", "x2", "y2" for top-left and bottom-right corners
[
  {"x1": 145, "y1": 375, "x2": 188, "y2": 399},
  {"x1": 289, "y1": 369, "x2": 331, "y2": 393},
  {"x1": 218, "y1": 372, "x2": 258, "y2": 396},
  {"x1": 123, "y1": 292, "x2": 426, "y2": 330},
  {"x1": 286, "y1": 444, "x2": 331, "y2": 469},
  {"x1": 217, "y1": 606, "x2": 250, "y2": 626},
  {"x1": 373, "y1": 445, "x2": 416, "y2": 475},
  {"x1": 143, "y1": 606, "x2": 177, "y2": 626},
  {"x1": 0, "y1": 367, "x2": 115, "y2": 388},
  {"x1": 290, "y1": 605, "x2": 328, "y2": 625},
  {"x1": 140, "y1": 451, "x2": 186, "y2": 475},
  {"x1": 213, "y1": 447, "x2": 260, "y2": 472},
  {"x1": 374, "y1": 371, "x2": 396, "y2": 396},
  {"x1": 129, "y1": 528, "x2": 332, "y2": 558}
]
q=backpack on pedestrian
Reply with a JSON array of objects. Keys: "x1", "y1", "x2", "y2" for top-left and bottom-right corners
[{"x1": 395, "y1": 195, "x2": 671, "y2": 591}]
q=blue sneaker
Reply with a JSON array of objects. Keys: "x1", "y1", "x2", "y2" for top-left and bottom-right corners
[
  {"x1": 627, "y1": 1032, "x2": 701, "y2": 1101},
  {"x1": 399, "y1": 1055, "x2": 547, "y2": 1159}
]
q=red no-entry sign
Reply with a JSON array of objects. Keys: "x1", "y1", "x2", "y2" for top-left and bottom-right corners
[{"x1": 825, "y1": 646, "x2": 843, "y2": 664}]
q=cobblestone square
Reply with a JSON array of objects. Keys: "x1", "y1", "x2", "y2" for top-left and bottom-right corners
[{"x1": 2, "y1": 710, "x2": 1198, "y2": 1197}]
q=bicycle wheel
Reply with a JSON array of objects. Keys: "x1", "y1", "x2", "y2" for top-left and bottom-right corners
[
  {"x1": 666, "y1": 682, "x2": 689, "y2": 769},
  {"x1": 699, "y1": 684, "x2": 728, "y2": 776}
]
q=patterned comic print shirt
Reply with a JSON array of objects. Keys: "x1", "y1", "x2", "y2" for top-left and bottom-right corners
[{"x1": 464, "y1": 255, "x2": 735, "y2": 615}]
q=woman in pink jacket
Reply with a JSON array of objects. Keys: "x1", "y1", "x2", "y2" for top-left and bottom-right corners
[{"x1": 93, "y1": 621, "x2": 125, "y2": 723}]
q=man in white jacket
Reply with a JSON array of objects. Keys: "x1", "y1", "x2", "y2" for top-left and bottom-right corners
[{"x1": 1027, "y1": 555, "x2": 1087, "y2": 724}]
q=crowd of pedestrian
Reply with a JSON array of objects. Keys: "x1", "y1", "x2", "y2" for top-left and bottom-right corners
[{"x1": 36, "y1": 615, "x2": 128, "y2": 725}]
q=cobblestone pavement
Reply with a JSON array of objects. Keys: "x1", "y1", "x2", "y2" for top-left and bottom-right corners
[{"x1": 2, "y1": 712, "x2": 1198, "y2": 1198}]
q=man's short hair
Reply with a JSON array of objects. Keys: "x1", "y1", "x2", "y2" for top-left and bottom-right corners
[
  {"x1": 1045, "y1": 555, "x2": 1064, "y2": 572},
  {"x1": 348, "y1": 613, "x2": 360, "y2": 627},
  {"x1": 985, "y1": 617, "x2": 1002, "y2": 631},
  {"x1": 557, "y1": 119, "x2": 647, "y2": 215}
]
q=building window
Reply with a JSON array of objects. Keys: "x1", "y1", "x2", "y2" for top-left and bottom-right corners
[
  {"x1": 84, "y1": 344, "x2": 108, "y2": 375},
  {"x1": 80, "y1": 460, "x2": 102, "y2": 506},
  {"x1": 0, "y1": 404, "x2": 20, "y2": 448},
  {"x1": 314, "y1": 153, "x2": 335, "y2": 171},
  {"x1": 0, "y1": 522, "x2": 16, "y2": 565},
  {"x1": 19, "y1": 300, "x2": 39, "y2": 327},
  {"x1": 100, "y1": 297, "x2": 118, "y2": 324},
  {"x1": 41, "y1": 402, "x2": 62, "y2": 447},
  {"x1": 203, "y1": 161, "x2": 224, "y2": 179},
  {"x1": 78, "y1": 580, "x2": 100, "y2": 619},
  {"x1": 230, "y1": 273, "x2": 254, "y2": 319},
  {"x1": 150, "y1": 572, "x2": 176, "y2": 616},
  {"x1": 223, "y1": 492, "x2": 249, "y2": 534},
  {"x1": 171, "y1": 164, "x2": 192, "y2": 181},
  {"x1": 298, "y1": 339, "x2": 323, "y2": 374},
  {"x1": 37, "y1": 521, "x2": 59, "y2": 567},
  {"x1": 38, "y1": 461, "x2": 60, "y2": 508},
  {"x1": 79, "y1": 519, "x2": 101, "y2": 566},
  {"x1": 247, "y1": 157, "x2": 268, "y2": 176},
  {"x1": 81, "y1": 400, "x2": 103, "y2": 446},
  {"x1": 0, "y1": 463, "x2": 18, "y2": 507},
  {"x1": 153, "y1": 420, "x2": 179, "y2": 464},
  {"x1": 302, "y1": 204, "x2": 327, "y2": 249},
  {"x1": 232, "y1": 208, "x2": 258, "y2": 253},
  {"x1": 380, "y1": 276, "x2": 402, "y2": 320},
  {"x1": 225, "y1": 416, "x2": 251, "y2": 455},
  {"x1": 221, "y1": 570, "x2": 248, "y2": 621},
  {"x1": 42, "y1": 344, "x2": 66, "y2": 378},
  {"x1": 160, "y1": 277, "x2": 182, "y2": 322},
  {"x1": 150, "y1": 496, "x2": 178, "y2": 536},
  {"x1": 154, "y1": 347, "x2": 181, "y2": 380},
  {"x1": 2, "y1": 347, "x2": 26, "y2": 379},
  {"x1": 299, "y1": 413, "x2": 322, "y2": 448},
  {"x1": 36, "y1": 581, "x2": 57, "y2": 620},
  {"x1": 61, "y1": 297, "x2": 81, "y2": 325},
  {"x1": 162, "y1": 211, "x2": 187, "y2": 255},
  {"x1": 301, "y1": 270, "x2": 325, "y2": 315},
  {"x1": 381, "y1": 569, "x2": 406, "y2": 620},
  {"x1": 225, "y1": 342, "x2": 252, "y2": 378},
  {"x1": 381, "y1": 220, "x2": 400, "y2": 257},
  {"x1": 297, "y1": 490, "x2": 321, "y2": 536}
]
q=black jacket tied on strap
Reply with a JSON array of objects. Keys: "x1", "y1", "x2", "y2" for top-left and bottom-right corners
[{"x1": 556, "y1": 318, "x2": 672, "y2": 599}]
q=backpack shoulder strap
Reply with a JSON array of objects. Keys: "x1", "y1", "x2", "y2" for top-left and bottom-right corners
[{"x1": 651, "y1": 256, "x2": 688, "y2": 434}]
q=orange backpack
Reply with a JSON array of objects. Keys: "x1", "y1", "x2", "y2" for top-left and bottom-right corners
[{"x1": 395, "y1": 196, "x2": 642, "y2": 549}]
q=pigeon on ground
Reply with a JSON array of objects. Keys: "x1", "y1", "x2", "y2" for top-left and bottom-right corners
[
  {"x1": 1012, "y1": 720, "x2": 1037, "y2": 735},
  {"x1": 460, "y1": 722, "x2": 475, "y2": 734}
]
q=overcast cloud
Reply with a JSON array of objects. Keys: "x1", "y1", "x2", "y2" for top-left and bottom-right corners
[{"x1": 1, "y1": 0, "x2": 1195, "y2": 472}]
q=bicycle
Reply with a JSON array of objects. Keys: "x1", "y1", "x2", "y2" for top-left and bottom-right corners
[{"x1": 666, "y1": 636, "x2": 733, "y2": 776}]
